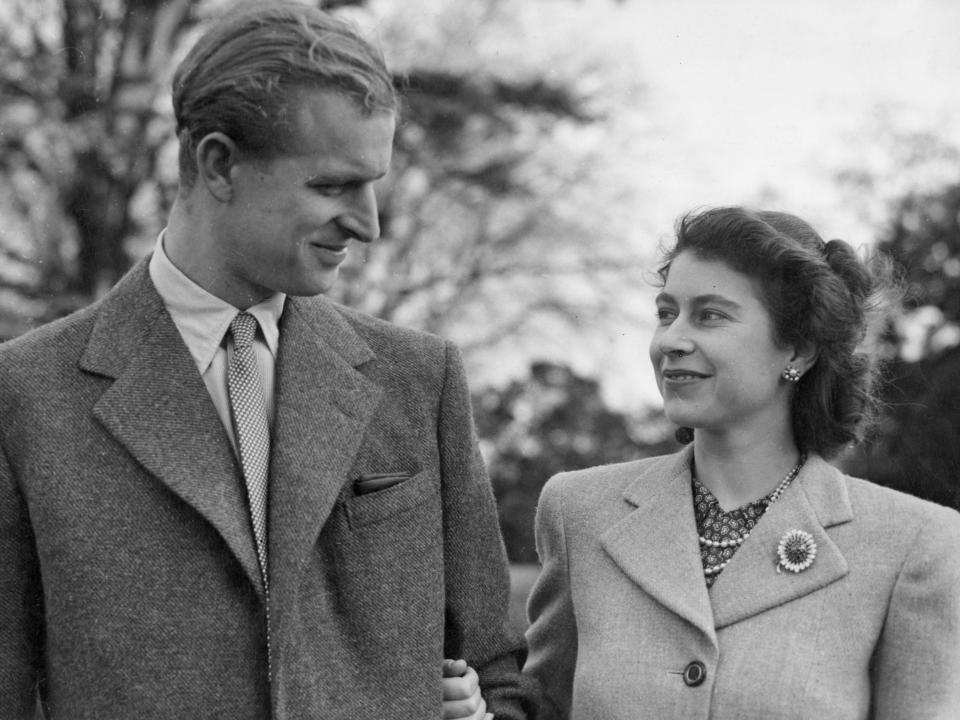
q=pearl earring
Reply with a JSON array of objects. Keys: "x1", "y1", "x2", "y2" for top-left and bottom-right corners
[{"x1": 782, "y1": 365, "x2": 802, "y2": 382}]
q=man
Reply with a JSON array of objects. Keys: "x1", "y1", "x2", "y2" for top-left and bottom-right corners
[{"x1": 0, "y1": 4, "x2": 533, "y2": 718}]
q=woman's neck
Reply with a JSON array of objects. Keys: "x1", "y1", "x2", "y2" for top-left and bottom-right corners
[{"x1": 692, "y1": 428, "x2": 801, "y2": 511}]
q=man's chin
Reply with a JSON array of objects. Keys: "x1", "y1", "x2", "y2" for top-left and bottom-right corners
[{"x1": 285, "y1": 270, "x2": 340, "y2": 297}]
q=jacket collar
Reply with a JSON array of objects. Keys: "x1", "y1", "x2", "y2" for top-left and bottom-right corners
[
  {"x1": 600, "y1": 446, "x2": 853, "y2": 637},
  {"x1": 708, "y1": 453, "x2": 852, "y2": 628},
  {"x1": 266, "y1": 295, "x2": 381, "y2": 628},
  {"x1": 80, "y1": 260, "x2": 383, "y2": 606}
]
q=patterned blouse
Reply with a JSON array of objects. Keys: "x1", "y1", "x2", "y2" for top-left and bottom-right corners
[{"x1": 693, "y1": 476, "x2": 773, "y2": 588}]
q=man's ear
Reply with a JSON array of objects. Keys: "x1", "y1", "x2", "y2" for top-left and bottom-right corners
[{"x1": 195, "y1": 132, "x2": 238, "y2": 202}]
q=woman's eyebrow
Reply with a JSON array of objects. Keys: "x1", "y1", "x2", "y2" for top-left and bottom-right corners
[{"x1": 655, "y1": 291, "x2": 742, "y2": 311}]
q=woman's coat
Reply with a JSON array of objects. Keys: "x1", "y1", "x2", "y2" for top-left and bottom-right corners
[{"x1": 524, "y1": 446, "x2": 960, "y2": 720}]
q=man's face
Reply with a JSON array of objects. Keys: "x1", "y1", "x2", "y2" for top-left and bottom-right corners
[{"x1": 213, "y1": 89, "x2": 395, "y2": 307}]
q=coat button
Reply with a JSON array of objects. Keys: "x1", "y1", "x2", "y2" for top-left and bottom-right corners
[{"x1": 683, "y1": 661, "x2": 707, "y2": 687}]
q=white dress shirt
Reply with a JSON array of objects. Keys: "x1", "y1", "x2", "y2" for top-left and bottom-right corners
[{"x1": 148, "y1": 233, "x2": 285, "y2": 455}]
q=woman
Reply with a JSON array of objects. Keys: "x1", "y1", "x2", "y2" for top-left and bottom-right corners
[{"x1": 522, "y1": 207, "x2": 960, "y2": 719}]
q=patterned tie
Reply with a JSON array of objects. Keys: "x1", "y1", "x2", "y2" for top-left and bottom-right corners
[{"x1": 227, "y1": 312, "x2": 271, "y2": 585}]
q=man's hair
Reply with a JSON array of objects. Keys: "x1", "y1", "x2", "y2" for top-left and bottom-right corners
[
  {"x1": 658, "y1": 206, "x2": 897, "y2": 458},
  {"x1": 172, "y1": 1, "x2": 398, "y2": 187}
]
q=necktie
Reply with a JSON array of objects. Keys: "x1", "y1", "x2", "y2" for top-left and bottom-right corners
[{"x1": 227, "y1": 312, "x2": 271, "y2": 585}]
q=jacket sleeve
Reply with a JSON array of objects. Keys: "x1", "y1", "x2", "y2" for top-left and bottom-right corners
[
  {"x1": 437, "y1": 341, "x2": 538, "y2": 720},
  {"x1": 0, "y1": 441, "x2": 44, "y2": 717},
  {"x1": 870, "y1": 505, "x2": 960, "y2": 720},
  {"x1": 523, "y1": 475, "x2": 577, "y2": 720}
]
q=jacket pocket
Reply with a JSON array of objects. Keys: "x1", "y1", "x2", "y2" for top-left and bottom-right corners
[{"x1": 343, "y1": 468, "x2": 438, "y2": 529}]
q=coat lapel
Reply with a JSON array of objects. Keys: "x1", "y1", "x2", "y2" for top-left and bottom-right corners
[
  {"x1": 599, "y1": 447, "x2": 717, "y2": 641},
  {"x1": 81, "y1": 261, "x2": 264, "y2": 593},
  {"x1": 708, "y1": 455, "x2": 853, "y2": 629},
  {"x1": 266, "y1": 297, "x2": 382, "y2": 618}
]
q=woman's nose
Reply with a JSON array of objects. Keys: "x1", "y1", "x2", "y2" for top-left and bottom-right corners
[{"x1": 656, "y1": 320, "x2": 696, "y2": 358}]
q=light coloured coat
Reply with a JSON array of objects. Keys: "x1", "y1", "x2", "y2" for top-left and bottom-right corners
[
  {"x1": 0, "y1": 260, "x2": 533, "y2": 719},
  {"x1": 525, "y1": 446, "x2": 960, "y2": 720}
]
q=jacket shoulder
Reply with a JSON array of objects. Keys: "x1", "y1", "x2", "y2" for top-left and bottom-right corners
[
  {"x1": 844, "y1": 474, "x2": 960, "y2": 539},
  {"x1": 0, "y1": 304, "x2": 99, "y2": 378},
  {"x1": 325, "y1": 300, "x2": 449, "y2": 358},
  {"x1": 543, "y1": 452, "x2": 680, "y2": 502}
]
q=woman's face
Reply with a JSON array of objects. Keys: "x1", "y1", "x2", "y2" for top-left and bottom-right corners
[{"x1": 649, "y1": 251, "x2": 797, "y2": 437}]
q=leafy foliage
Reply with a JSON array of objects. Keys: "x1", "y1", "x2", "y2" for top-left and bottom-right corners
[
  {"x1": 0, "y1": 0, "x2": 195, "y2": 337},
  {"x1": 0, "y1": 0, "x2": 650, "y2": 364},
  {"x1": 474, "y1": 361, "x2": 677, "y2": 562},
  {"x1": 879, "y1": 182, "x2": 960, "y2": 323},
  {"x1": 843, "y1": 178, "x2": 960, "y2": 511}
]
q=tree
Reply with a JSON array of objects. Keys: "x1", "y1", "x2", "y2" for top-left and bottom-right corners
[
  {"x1": 842, "y1": 177, "x2": 960, "y2": 511},
  {"x1": 0, "y1": 0, "x2": 195, "y2": 338},
  {"x1": 0, "y1": 0, "x2": 652, "y2": 374},
  {"x1": 878, "y1": 181, "x2": 960, "y2": 351},
  {"x1": 474, "y1": 361, "x2": 677, "y2": 562}
]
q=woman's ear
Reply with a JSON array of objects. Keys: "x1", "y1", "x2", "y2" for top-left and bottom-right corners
[
  {"x1": 790, "y1": 341, "x2": 819, "y2": 376},
  {"x1": 195, "y1": 132, "x2": 238, "y2": 202}
]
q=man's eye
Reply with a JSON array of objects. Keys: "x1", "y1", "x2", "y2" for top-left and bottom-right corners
[{"x1": 313, "y1": 185, "x2": 347, "y2": 197}]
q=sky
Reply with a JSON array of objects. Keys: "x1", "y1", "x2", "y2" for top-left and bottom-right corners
[
  {"x1": 10, "y1": 0, "x2": 956, "y2": 412},
  {"x1": 621, "y1": 0, "x2": 960, "y2": 236},
  {"x1": 186, "y1": 0, "x2": 960, "y2": 410},
  {"x1": 528, "y1": 0, "x2": 960, "y2": 409}
]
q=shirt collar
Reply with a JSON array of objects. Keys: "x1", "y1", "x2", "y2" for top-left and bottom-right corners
[{"x1": 148, "y1": 232, "x2": 286, "y2": 374}]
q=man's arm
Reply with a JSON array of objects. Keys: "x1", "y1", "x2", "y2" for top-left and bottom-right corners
[
  {"x1": 437, "y1": 341, "x2": 538, "y2": 720},
  {"x1": 0, "y1": 441, "x2": 44, "y2": 717}
]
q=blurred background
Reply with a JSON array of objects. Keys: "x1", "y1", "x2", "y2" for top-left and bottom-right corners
[{"x1": 2, "y1": 0, "x2": 959, "y2": 629}]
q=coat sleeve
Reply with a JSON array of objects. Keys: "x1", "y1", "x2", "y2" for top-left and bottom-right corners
[
  {"x1": 0, "y1": 441, "x2": 44, "y2": 717},
  {"x1": 523, "y1": 475, "x2": 578, "y2": 720},
  {"x1": 437, "y1": 341, "x2": 538, "y2": 720},
  {"x1": 870, "y1": 505, "x2": 960, "y2": 720}
]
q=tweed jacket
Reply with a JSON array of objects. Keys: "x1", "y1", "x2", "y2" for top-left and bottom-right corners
[
  {"x1": 0, "y1": 260, "x2": 533, "y2": 719},
  {"x1": 524, "y1": 446, "x2": 960, "y2": 720}
]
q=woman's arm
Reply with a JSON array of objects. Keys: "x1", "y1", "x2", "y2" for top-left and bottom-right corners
[
  {"x1": 870, "y1": 505, "x2": 960, "y2": 720},
  {"x1": 523, "y1": 476, "x2": 579, "y2": 720}
]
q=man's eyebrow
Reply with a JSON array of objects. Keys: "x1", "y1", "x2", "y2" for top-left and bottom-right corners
[{"x1": 305, "y1": 174, "x2": 357, "y2": 185}]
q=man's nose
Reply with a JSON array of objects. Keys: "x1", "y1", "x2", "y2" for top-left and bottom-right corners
[{"x1": 338, "y1": 183, "x2": 380, "y2": 244}]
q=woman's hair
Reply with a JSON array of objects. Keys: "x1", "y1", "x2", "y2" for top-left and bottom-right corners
[
  {"x1": 658, "y1": 206, "x2": 896, "y2": 458},
  {"x1": 172, "y1": 1, "x2": 398, "y2": 187}
]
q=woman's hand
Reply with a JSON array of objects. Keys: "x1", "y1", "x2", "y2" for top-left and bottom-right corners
[{"x1": 442, "y1": 658, "x2": 494, "y2": 720}]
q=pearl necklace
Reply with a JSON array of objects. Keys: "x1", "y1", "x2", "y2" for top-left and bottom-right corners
[{"x1": 697, "y1": 453, "x2": 807, "y2": 578}]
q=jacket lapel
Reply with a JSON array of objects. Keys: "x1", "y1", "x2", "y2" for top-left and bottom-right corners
[
  {"x1": 266, "y1": 297, "x2": 382, "y2": 617},
  {"x1": 81, "y1": 261, "x2": 264, "y2": 593},
  {"x1": 708, "y1": 455, "x2": 853, "y2": 629},
  {"x1": 599, "y1": 447, "x2": 717, "y2": 642}
]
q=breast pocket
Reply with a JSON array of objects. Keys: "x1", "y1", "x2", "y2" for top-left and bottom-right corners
[{"x1": 343, "y1": 468, "x2": 440, "y2": 530}]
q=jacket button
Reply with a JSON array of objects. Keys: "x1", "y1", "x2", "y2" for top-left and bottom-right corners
[{"x1": 683, "y1": 661, "x2": 707, "y2": 687}]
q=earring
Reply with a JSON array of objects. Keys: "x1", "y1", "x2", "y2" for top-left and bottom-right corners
[{"x1": 782, "y1": 365, "x2": 802, "y2": 382}]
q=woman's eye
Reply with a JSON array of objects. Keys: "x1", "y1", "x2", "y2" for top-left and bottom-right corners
[
  {"x1": 655, "y1": 308, "x2": 676, "y2": 324},
  {"x1": 699, "y1": 309, "x2": 726, "y2": 322}
]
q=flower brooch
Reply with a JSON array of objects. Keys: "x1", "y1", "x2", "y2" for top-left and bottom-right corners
[{"x1": 776, "y1": 529, "x2": 817, "y2": 574}]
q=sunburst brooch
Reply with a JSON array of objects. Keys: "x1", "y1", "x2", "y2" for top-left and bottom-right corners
[{"x1": 776, "y1": 529, "x2": 817, "y2": 574}]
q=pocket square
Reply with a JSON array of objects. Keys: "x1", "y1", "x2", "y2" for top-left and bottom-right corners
[{"x1": 353, "y1": 472, "x2": 410, "y2": 496}]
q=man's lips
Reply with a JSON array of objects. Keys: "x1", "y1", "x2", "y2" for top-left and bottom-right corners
[{"x1": 310, "y1": 242, "x2": 348, "y2": 264}]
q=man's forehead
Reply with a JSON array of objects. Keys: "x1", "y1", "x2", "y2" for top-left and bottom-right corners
[{"x1": 278, "y1": 90, "x2": 394, "y2": 175}]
